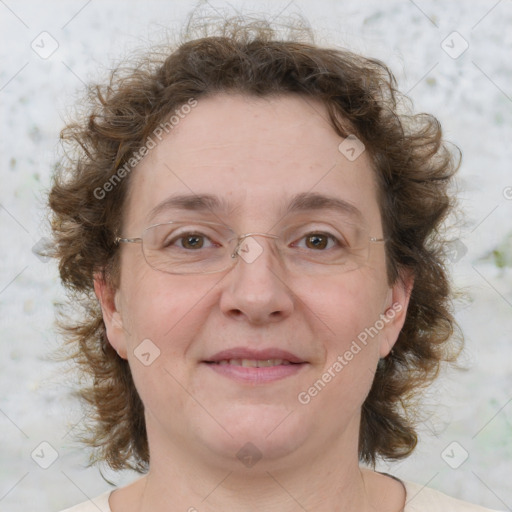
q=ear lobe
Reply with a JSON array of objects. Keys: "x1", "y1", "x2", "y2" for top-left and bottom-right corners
[
  {"x1": 93, "y1": 272, "x2": 128, "y2": 359},
  {"x1": 378, "y1": 268, "x2": 414, "y2": 359}
]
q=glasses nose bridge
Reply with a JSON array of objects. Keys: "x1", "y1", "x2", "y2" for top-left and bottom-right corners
[{"x1": 231, "y1": 231, "x2": 280, "y2": 260}]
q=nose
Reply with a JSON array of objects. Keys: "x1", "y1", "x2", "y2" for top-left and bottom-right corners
[{"x1": 219, "y1": 233, "x2": 295, "y2": 325}]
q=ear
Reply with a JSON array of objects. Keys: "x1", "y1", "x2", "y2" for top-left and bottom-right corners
[
  {"x1": 93, "y1": 272, "x2": 128, "y2": 359},
  {"x1": 378, "y1": 268, "x2": 414, "y2": 358}
]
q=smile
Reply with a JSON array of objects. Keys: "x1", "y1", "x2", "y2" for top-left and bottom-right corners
[
  {"x1": 202, "y1": 360, "x2": 307, "y2": 384},
  {"x1": 208, "y1": 358, "x2": 296, "y2": 367}
]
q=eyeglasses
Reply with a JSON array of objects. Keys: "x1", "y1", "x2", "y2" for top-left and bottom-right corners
[{"x1": 114, "y1": 219, "x2": 386, "y2": 275}]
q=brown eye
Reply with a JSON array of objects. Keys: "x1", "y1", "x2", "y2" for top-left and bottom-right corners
[
  {"x1": 180, "y1": 234, "x2": 205, "y2": 249},
  {"x1": 305, "y1": 234, "x2": 329, "y2": 250}
]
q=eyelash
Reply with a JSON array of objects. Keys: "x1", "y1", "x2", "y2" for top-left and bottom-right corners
[
  {"x1": 169, "y1": 230, "x2": 345, "y2": 250},
  {"x1": 293, "y1": 232, "x2": 343, "y2": 250}
]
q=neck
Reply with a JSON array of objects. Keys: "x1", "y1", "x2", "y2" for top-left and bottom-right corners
[{"x1": 126, "y1": 417, "x2": 376, "y2": 512}]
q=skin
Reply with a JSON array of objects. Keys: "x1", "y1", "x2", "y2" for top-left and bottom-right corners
[{"x1": 95, "y1": 93, "x2": 413, "y2": 512}]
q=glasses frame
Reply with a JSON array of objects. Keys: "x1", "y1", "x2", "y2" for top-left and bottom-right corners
[{"x1": 114, "y1": 219, "x2": 387, "y2": 275}]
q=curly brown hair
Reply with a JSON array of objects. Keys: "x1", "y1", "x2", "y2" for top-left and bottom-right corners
[{"x1": 46, "y1": 15, "x2": 463, "y2": 472}]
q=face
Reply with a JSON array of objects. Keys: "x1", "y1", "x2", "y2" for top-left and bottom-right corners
[{"x1": 95, "y1": 93, "x2": 412, "y2": 471}]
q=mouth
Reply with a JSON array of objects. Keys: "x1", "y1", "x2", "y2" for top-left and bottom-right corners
[
  {"x1": 204, "y1": 347, "x2": 306, "y2": 364},
  {"x1": 202, "y1": 348, "x2": 308, "y2": 384},
  {"x1": 204, "y1": 358, "x2": 298, "y2": 367}
]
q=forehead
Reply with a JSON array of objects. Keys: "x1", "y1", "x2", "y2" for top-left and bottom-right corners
[{"x1": 123, "y1": 93, "x2": 381, "y2": 231}]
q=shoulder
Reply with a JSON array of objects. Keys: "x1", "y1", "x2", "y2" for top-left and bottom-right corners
[
  {"x1": 403, "y1": 481, "x2": 503, "y2": 512},
  {"x1": 58, "y1": 490, "x2": 112, "y2": 512}
]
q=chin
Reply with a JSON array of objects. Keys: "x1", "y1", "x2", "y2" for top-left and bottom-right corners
[{"x1": 195, "y1": 403, "x2": 313, "y2": 467}]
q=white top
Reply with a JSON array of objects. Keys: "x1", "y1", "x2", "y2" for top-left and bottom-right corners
[{"x1": 59, "y1": 480, "x2": 503, "y2": 511}]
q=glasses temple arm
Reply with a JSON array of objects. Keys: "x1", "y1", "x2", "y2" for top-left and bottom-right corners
[{"x1": 115, "y1": 237, "x2": 142, "y2": 244}]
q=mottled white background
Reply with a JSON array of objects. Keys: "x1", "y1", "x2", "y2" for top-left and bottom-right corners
[{"x1": 0, "y1": 0, "x2": 511, "y2": 511}]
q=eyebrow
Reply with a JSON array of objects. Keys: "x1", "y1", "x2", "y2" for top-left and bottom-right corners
[
  {"x1": 146, "y1": 192, "x2": 364, "y2": 223},
  {"x1": 285, "y1": 192, "x2": 363, "y2": 221}
]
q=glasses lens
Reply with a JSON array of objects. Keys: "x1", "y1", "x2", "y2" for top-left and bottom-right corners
[
  {"x1": 139, "y1": 219, "x2": 382, "y2": 275},
  {"x1": 142, "y1": 221, "x2": 235, "y2": 274},
  {"x1": 277, "y1": 219, "x2": 372, "y2": 274}
]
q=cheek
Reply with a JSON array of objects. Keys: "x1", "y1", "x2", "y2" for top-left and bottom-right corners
[
  {"x1": 302, "y1": 272, "x2": 385, "y2": 393},
  {"x1": 120, "y1": 273, "x2": 213, "y2": 412},
  {"x1": 119, "y1": 262, "x2": 206, "y2": 354},
  {"x1": 298, "y1": 282, "x2": 383, "y2": 421},
  {"x1": 305, "y1": 271, "x2": 385, "y2": 343}
]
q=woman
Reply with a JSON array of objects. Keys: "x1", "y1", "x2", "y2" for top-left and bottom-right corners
[{"x1": 47, "y1": 15, "x2": 500, "y2": 512}]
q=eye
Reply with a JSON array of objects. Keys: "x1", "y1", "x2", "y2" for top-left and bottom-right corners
[
  {"x1": 294, "y1": 231, "x2": 343, "y2": 251},
  {"x1": 179, "y1": 233, "x2": 209, "y2": 250},
  {"x1": 164, "y1": 230, "x2": 218, "y2": 250}
]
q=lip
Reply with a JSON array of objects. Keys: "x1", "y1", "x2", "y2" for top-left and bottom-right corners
[
  {"x1": 202, "y1": 347, "x2": 308, "y2": 384},
  {"x1": 204, "y1": 362, "x2": 307, "y2": 384},
  {"x1": 204, "y1": 347, "x2": 306, "y2": 364}
]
